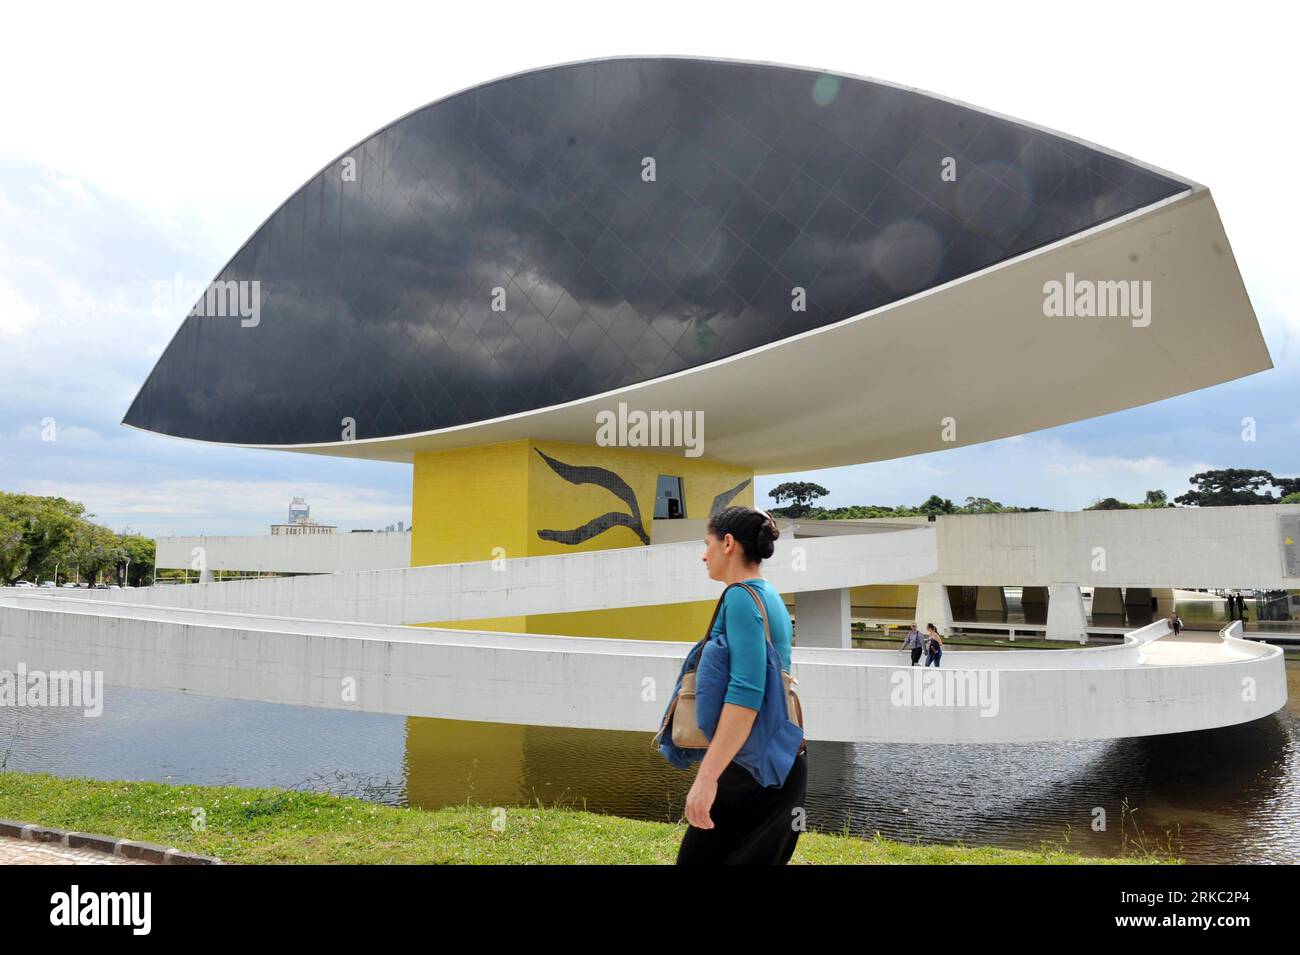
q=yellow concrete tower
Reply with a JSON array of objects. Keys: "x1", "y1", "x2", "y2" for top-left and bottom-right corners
[{"x1": 410, "y1": 437, "x2": 755, "y2": 640}]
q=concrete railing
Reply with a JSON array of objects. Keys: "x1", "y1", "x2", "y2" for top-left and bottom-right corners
[
  {"x1": 41, "y1": 524, "x2": 938, "y2": 625},
  {"x1": 1, "y1": 589, "x2": 1286, "y2": 744}
]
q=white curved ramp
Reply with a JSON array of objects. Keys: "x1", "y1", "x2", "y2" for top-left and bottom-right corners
[
  {"x1": 0, "y1": 592, "x2": 1285, "y2": 744},
  {"x1": 43, "y1": 523, "x2": 936, "y2": 625}
]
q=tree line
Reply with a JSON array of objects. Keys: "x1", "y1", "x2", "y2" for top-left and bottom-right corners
[
  {"x1": 767, "y1": 469, "x2": 1300, "y2": 518},
  {"x1": 0, "y1": 492, "x2": 155, "y2": 586}
]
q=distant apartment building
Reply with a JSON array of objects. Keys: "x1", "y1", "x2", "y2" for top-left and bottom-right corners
[{"x1": 270, "y1": 497, "x2": 336, "y2": 536}]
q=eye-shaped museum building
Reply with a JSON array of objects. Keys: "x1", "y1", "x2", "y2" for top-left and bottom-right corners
[{"x1": 122, "y1": 56, "x2": 1273, "y2": 644}]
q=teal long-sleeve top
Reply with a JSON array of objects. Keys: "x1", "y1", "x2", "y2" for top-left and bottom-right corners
[{"x1": 714, "y1": 579, "x2": 793, "y2": 711}]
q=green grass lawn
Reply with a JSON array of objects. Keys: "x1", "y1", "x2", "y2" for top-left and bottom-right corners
[{"x1": 0, "y1": 771, "x2": 1177, "y2": 864}]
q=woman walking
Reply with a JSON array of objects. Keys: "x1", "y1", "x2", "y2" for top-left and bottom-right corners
[
  {"x1": 924, "y1": 623, "x2": 944, "y2": 667},
  {"x1": 900, "y1": 622, "x2": 925, "y2": 666},
  {"x1": 672, "y1": 505, "x2": 807, "y2": 865}
]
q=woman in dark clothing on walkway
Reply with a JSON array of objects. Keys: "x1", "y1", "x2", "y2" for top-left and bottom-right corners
[
  {"x1": 676, "y1": 505, "x2": 807, "y2": 865},
  {"x1": 924, "y1": 623, "x2": 944, "y2": 667}
]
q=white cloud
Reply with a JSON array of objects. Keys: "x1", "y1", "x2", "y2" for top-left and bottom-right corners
[
  {"x1": 0, "y1": 275, "x2": 38, "y2": 335},
  {"x1": 14, "y1": 422, "x2": 103, "y2": 445},
  {"x1": 1045, "y1": 454, "x2": 1170, "y2": 477},
  {"x1": 42, "y1": 171, "x2": 93, "y2": 206}
]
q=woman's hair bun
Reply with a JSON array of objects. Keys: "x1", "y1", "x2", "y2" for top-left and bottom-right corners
[{"x1": 755, "y1": 509, "x2": 778, "y2": 559}]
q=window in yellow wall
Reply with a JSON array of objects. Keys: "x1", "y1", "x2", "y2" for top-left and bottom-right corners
[{"x1": 655, "y1": 475, "x2": 685, "y2": 519}]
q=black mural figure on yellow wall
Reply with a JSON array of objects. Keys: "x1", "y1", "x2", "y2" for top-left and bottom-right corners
[
  {"x1": 534, "y1": 449, "x2": 754, "y2": 546},
  {"x1": 535, "y1": 448, "x2": 651, "y2": 546},
  {"x1": 709, "y1": 478, "x2": 751, "y2": 517}
]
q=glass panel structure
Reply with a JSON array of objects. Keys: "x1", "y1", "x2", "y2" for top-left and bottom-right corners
[{"x1": 124, "y1": 57, "x2": 1189, "y2": 445}]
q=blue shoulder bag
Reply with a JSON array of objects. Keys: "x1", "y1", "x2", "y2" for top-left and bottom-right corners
[{"x1": 651, "y1": 583, "x2": 805, "y2": 780}]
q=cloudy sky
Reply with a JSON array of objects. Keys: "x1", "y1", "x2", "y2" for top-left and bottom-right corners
[{"x1": 1, "y1": 1, "x2": 1295, "y2": 536}]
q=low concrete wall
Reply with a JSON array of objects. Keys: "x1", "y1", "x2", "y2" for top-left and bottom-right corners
[
  {"x1": 156, "y1": 531, "x2": 411, "y2": 574},
  {"x1": 893, "y1": 505, "x2": 1300, "y2": 589},
  {"x1": 163, "y1": 506, "x2": 1300, "y2": 596},
  {"x1": 57, "y1": 526, "x2": 939, "y2": 625}
]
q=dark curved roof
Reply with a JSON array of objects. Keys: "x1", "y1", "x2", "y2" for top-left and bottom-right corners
[{"x1": 124, "y1": 57, "x2": 1189, "y2": 445}]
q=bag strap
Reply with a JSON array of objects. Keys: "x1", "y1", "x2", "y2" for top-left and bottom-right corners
[
  {"x1": 739, "y1": 581, "x2": 803, "y2": 700},
  {"x1": 736, "y1": 582, "x2": 775, "y2": 649},
  {"x1": 688, "y1": 583, "x2": 742, "y2": 672},
  {"x1": 702, "y1": 584, "x2": 737, "y2": 644}
]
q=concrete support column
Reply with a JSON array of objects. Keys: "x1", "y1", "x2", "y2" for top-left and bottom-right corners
[
  {"x1": 199, "y1": 567, "x2": 213, "y2": 584},
  {"x1": 1047, "y1": 583, "x2": 1088, "y2": 643},
  {"x1": 1124, "y1": 587, "x2": 1155, "y2": 627},
  {"x1": 975, "y1": 585, "x2": 1007, "y2": 620},
  {"x1": 914, "y1": 582, "x2": 954, "y2": 636},
  {"x1": 793, "y1": 587, "x2": 850, "y2": 648},
  {"x1": 1021, "y1": 586, "x2": 1048, "y2": 624},
  {"x1": 1092, "y1": 587, "x2": 1125, "y2": 622}
]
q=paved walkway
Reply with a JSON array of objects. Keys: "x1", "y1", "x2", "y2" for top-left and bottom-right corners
[
  {"x1": 0, "y1": 836, "x2": 152, "y2": 864},
  {"x1": 1140, "y1": 631, "x2": 1257, "y2": 666}
]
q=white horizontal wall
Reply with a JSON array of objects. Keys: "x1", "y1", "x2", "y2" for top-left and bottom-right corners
[
  {"x1": 159, "y1": 505, "x2": 1300, "y2": 592},
  {"x1": 837, "y1": 505, "x2": 1300, "y2": 589},
  {"x1": 156, "y1": 531, "x2": 411, "y2": 574},
  {"x1": 74, "y1": 526, "x2": 940, "y2": 624}
]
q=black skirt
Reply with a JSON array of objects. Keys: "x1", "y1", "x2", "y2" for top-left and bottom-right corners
[{"x1": 675, "y1": 748, "x2": 809, "y2": 865}]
